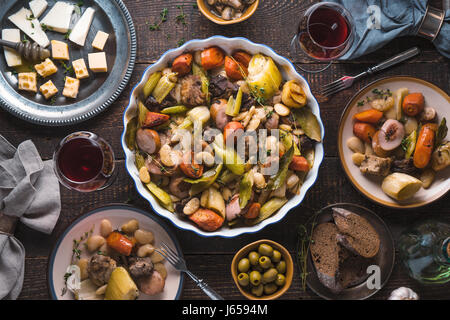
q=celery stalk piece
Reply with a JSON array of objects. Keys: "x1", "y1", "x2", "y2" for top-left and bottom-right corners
[
  {"x1": 143, "y1": 72, "x2": 162, "y2": 99},
  {"x1": 151, "y1": 73, "x2": 176, "y2": 103},
  {"x1": 146, "y1": 182, "x2": 174, "y2": 212}
]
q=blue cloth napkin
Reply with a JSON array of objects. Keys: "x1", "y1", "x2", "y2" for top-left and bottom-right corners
[
  {"x1": 0, "y1": 135, "x2": 61, "y2": 300},
  {"x1": 329, "y1": 0, "x2": 450, "y2": 59}
]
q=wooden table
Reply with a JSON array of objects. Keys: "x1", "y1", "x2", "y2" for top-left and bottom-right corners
[{"x1": 5, "y1": 0, "x2": 448, "y2": 300}]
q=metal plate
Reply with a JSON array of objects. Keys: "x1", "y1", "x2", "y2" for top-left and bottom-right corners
[
  {"x1": 0, "y1": 0, "x2": 136, "y2": 126},
  {"x1": 301, "y1": 203, "x2": 395, "y2": 300}
]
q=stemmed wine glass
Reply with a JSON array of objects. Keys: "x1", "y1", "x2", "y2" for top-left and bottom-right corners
[
  {"x1": 290, "y1": 2, "x2": 356, "y2": 73},
  {"x1": 53, "y1": 131, "x2": 117, "y2": 192}
]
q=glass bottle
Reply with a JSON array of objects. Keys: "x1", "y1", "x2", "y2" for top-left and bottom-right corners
[{"x1": 398, "y1": 220, "x2": 450, "y2": 284}]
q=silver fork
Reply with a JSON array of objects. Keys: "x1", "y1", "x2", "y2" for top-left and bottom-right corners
[
  {"x1": 157, "y1": 241, "x2": 224, "y2": 300},
  {"x1": 320, "y1": 47, "x2": 420, "y2": 97}
]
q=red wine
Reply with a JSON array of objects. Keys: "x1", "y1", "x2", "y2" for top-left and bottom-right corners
[
  {"x1": 57, "y1": 138, "x2": 104, "y2": 183},
  {"x1": 308, "y1": 7, "x2": 350, "y2": 48}
]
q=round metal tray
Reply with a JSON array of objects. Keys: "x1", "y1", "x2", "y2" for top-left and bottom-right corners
[{"x1": 0, "y1": 0, "x2": 136, "y2": 126}]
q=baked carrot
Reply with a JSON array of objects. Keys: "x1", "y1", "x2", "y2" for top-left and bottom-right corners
[
  {"x1": 402, "y1": 93, "x2": 425, "y2": 116},
  {"x1": 232, "y1": 51, "x2": 252, "y2": 68},
  {"x1": 172, "y1": 53, "x2": 193, "y2": 76},
  {"x1": 189, "y1": 209, "x2": 224, "y2": 231},
  {"x1": 143, "y1": 112, "x2": 170, "y2": 127},
  {"x1": 289, "y1": 156, "x2": 310, "y2": 172},
  {"x1": 224, "y1": 56, "x2": 248, "y2": 80},
  {"x1": 353, "y1": 109, "x2": 383, "y2": 124},
  {"x1": 180, "y1": 152, "x2": 204, "y2": 178},
  {"x1": 353, "y1": 122, "x2": 376, "y2": 143},
  {"x1": 413, "y1": 123, "x2": 436, "y2": 169},
  {"x1": 201, "y1": 47, "x2": 225, "y2": 70},
  {"x1": 244, "y1": 202, "x2": 261, "y2": 219},
  {"x1": 106, "y1": 232, "x2": 133, "y2": 256}
]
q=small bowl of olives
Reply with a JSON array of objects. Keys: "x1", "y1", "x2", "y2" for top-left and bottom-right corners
[{"x1": 231, "y1": 240, "x2": 293, "y2": 300}]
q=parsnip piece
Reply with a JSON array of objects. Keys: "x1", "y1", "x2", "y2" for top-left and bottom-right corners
[{"x1": 381, "y1": 173, "x2": 422, "y2": 201}]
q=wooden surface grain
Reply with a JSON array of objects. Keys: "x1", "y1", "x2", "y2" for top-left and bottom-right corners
[{"x1": 2, "y1": 0, "x2": 448, "y2": 300}]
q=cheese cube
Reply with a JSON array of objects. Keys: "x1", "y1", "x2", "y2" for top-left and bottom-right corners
[
  {"x1": 40, "y1": 80, "x2": 58, "y2": 99},
  {"x1": 18, "y1": 72, "x2": 38, "y2": 92},
  {"x1": 51, "y1": 40, "x2": 70, "y2": 60},
  {"x1": 72, "y1": 58, "x2": 89, "y2": 79},
  {"x1": 2, "y1": 29, "x2": 22, "y2": 67},
  {"x1": 35, "y1": 58, "x2": 58, "y2": 78},
  {"x1": 62, "y1": 76, "x2": 80, "y2": 98},
  {"x1": 29, "y1": 0, "x2": 48, "y2": 18},
  {"x1": 92, "y1": 31, "x2": 109, "y2": 51},
  {"x1": 88, "y1": 52, "x2": 108, "y2": 73}
]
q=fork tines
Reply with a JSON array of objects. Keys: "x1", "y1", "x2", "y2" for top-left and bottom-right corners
[
  {"x1": 320, "y1": 77, "x2": 347, "y2": 97},
  {"x1": 157, "y1": 242, "x2": 180, "y2": 267}
]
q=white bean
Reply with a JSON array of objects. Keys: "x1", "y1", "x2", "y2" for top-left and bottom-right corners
[
  {"x1": 87, "y1": 235, "x2": 105, "y2": 253},
  {"x1": 274, "y1": 103, "x2": 290, "y2": 117},
  {"x1": 346, "y1": 136, "x2": 365, "y2": 154},
  {"x1": 286, "y1": 173, "x2": 300, "y2": 189},
  {"x1": 253, "y1": 172, "x2": 266, "y2": 189},
  {"x1": 100, "y1": 219, "x2": 113, "y2": 237},
  {"x1": 134, "y1": 229, "x2": 155, "y2": 245},
  {"x1": 121, "y1": 219, "x2": 139, "y2": 234},
  {"x1": 137, "y1": 244, "x2": 155, "y2": 257},
  {"x1": 151, "y1": 251, "x2": 165, "y2": 263},
  {"x1": 352, "y1": 153, "x2": 366, "y2": 166},
  {"x1": 222, "y1": 187, "x2": 232, "y2": 201},
  {"x1": 183, "y1": 198, "x2": 200, "y2": 215}
]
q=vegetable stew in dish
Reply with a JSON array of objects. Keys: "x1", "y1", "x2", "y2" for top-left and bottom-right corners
[
  {"x1": 348, "y1": 87, "x2": 449, "y2": 201},
  {"x1": 64, "y1": 218, "x2": 167, "y2": 300},
  {"x1": 125, "y1": 46, "x2": 322, "y2": 232}
]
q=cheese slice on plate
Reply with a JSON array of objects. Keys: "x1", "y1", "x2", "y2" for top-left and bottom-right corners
[
  {"x1": 72, "y1": 58, "x2": 89, "y2": 79},
  {"x1": 92, "y1": 31, "x2": 109, "y2": 51},
  {"x1": 51, "y1": 40, "x2": 70, "y2": 60},
  {"x1": 88, "y1": 52, "x2": 108, "y2": 73},
  {"x1": 18, "y1": 72, "x2": 38, "y2": 92},
  {"x1": 29, "y1": 0, "x2": 48, "y2": 18},
  {"x1": 8, "y1": 7, "x2": 50, "y2": 48},
  {"x1": 63, "y1": 76, "x2": 80, "y2": 98},
  {"x1": 2, "y1": 29, "x2": 22, "y2": 67},
  {"x1": 69, "y1": 7, "x2": 95, "y2": 47},
  {"x1": 40, "y1": 80, "x2": 58, "y2": 99},
  {"x1": 35, "y1": 58, "x2": 58, "y2": 77},
  {"x1": 41, "y1": 1, "x2": 74, "y2": 34}
]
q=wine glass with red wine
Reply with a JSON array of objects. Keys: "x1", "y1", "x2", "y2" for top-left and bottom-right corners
[
  {"x1": 53, "y1": 132, "x2": 117, "y2": 192},
  {"x1": 290, "y1": 2, "x2": 355, "y2": 73}
]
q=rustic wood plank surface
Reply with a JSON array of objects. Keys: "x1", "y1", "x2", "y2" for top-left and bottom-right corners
[{"x1": 2, "y1": 0, "x2": 448, "y2": 300}]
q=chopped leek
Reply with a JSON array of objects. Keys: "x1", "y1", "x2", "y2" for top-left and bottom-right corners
[
  {"x1": 267, "y1": 146, "x2": 294, "y2": 190},
  {"x1": 146, "y1": 182, "x2": 174, "y2": 212},
  {"x1": 143, "y1": 72, "x2": 162, "y2": 99},
  {"x1": 225, "y1": 87, "x2": 243, "y2": 117},
  {"x1": 192, "y1": 63, "x2": 210, "y2": 104},
  {"x1": 137, "y1": 101, "x2": 148, "y2": 127},
  {"x1": 185, "y1": 164, "x2": 223, "y2": 196},
  {"x1": 160, "y1": 105, "x2": 188, "y2": 114},
  {"x1": 152, "y1": 72, "x2": 177, "y2": 103},
  {"x1": 248, "y1": 198, "x2": 288, "y2": 225},
  {"x1": 125, "y1": 116, "x2": 138, "y2": 151},
  {"x1": 239, "y1": 171, "x2": 253, "y2": 209},
  {"x1": 212, "y1": 134, "x2": 245, "y2": 175}
]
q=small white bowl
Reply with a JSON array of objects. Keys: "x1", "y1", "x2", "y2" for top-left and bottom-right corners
[{"x1": 121, "y1": 36, "x2": 325, "y2": 237}]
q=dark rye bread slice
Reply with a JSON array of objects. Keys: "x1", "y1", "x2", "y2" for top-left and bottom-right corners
[
  {"x1": 332, "y1": 208, "x2": 380, "y2": 258},
  {"x1": 310, "y1": 223, "x2": 343, "y2": 293},
  {"x1": 338, "y1": 248, "x2": 372, "y2": 288}
]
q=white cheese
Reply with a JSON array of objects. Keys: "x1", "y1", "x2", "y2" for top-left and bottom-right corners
[
  {"x1": 8, "y1": 7, "x2": 50, "y2": 48},
  {"x1": 29, "y1": 0, "x2": 48, "y2": 18},
  {"x1": 41, "y1": 1, "x2": 74, "y2": 34},
  {"x1": 69, "y1": 7, "x2": 95, "y2": 46},
  {"x1": 92, "y1": 31, "x2": 109, "y2": 51},
  {"x1": 2, "y1": 29, "x2": 22, "y2": 67},
  {"x1": 88, "y1": 52, "x2": 108, "y2": 73}
]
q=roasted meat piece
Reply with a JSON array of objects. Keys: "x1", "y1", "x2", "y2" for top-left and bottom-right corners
[
  {"x1": 359, "y1": 155, "x2": 392, "y2": 176},
  {"x1": 180, "y1": 75, "x2": 206, "y2": 107},
  {"x1": 128, "y1": 256, "x2": 154, "y2": 278},
  {"x1": 209, "y1": 75, "x2": 238, "y2": 98},
  {"x1": 87, "y1": 254, "x2": 117, "y2": 286}
]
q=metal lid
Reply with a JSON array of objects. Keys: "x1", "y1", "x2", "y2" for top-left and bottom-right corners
[
  {"x1": 417, "y1": 5, "x2": 445, "y2": 41},
  {"x1": 0, "y1": 213, "x2": 18, "y2": 236}
]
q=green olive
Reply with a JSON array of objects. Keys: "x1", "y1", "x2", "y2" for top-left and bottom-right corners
[
  {"x1": 272, "y1": 250, "x2": 282, "y2": 263},
  {"x1": 248, "y1": 251, "x2": 260, "y2": 265},
  {"x1": 258, "y1": 256, "x2": 272, "y2": 269},
  {"x1": 276, "y1": 260, "x2": 286, "y2": 274},
  {"x1": 238, "y1": 258, "x2": 250, "y2": 273},
  {"x1": 249, "y1": 270, "x2": 262, "y2": 286},
  {"x1": 275, "y1": 274, "x2": 286, "y2": 286},
  {"x1": 237, "y1": 273, "x2": 250, "y2": 287},
  {"x1": 258, "y1": 244, "x2": 273, "y2": 257},
  {"x1": 264, "y1": 283, "x2": 278, "y2": 295},
  {"x1": 252, "y1": 264, "x2": 264, "y2": 273},
  {"x1": 262, "y1": 268, "x2": 278, "y2": 284},
  {"x1": 251, "y1": 284, "x2": 264, "y2": 297}
]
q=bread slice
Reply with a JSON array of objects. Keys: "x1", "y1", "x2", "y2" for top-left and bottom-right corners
[
  {"x1": 338, "y1": 248, "x2": 372, "y2": 288},
  {"x1": 310, "y1": 223, "x2": 342, "y2": 293},
  {"x1": 332, "y1": 208, "x2": 380, "y2": 258}
]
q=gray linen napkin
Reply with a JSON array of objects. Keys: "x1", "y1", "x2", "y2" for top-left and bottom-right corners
[{"x1": 0, "y1": 135, "x2": 61, "y2": 299}]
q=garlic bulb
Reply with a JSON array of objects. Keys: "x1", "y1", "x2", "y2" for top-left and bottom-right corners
[{"x1": 388, "y1": 287, "x2": 419, "y2": 300}]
